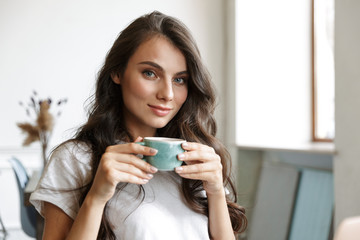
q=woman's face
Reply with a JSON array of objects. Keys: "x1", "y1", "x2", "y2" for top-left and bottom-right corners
[{"x1": 112, "y1": 36, "x2": 188, "y2": 138}]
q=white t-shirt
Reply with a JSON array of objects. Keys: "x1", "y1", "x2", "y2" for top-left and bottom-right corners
[{"x1": 30, "y1": 141, "x2": 210, "y2": 240}]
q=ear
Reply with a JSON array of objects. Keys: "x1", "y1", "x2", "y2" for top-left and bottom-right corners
[{"x1": 111, "y1": 73, "x2": 121, "y2": 85}]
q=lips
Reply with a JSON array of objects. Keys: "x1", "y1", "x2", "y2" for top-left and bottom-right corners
[{"x1": 148, "y1": 104, "x2": 172, "y2": 117}]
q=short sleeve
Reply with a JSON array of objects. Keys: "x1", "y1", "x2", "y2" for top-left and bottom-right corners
[{"x1": 30, "y1": 141, "x2": 92, "y2": 220}]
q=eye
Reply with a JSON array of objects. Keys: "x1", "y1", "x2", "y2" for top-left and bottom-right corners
[
  {"x1": 173, "y1": 77, "x2": 187, "y2": 85},
  {"x1": 143, "y1": 70, "x2": 156, "y2": 79}
]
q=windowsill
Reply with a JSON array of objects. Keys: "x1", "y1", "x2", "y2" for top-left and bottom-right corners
[{"x1": 236, "y1": 141, "x2": 335, "y2": 155}]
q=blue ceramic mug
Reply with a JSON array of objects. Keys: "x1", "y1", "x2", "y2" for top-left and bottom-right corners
[{"x1": 136, "y1": 137, "x2": 186, "y2": 171}]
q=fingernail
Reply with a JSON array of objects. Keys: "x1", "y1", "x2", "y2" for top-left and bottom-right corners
[
  {"x1": 178, "y1": 153, "x2": 185, "y2": 160},
  {"x1": 147, "y1": 173, "x2": 154, "y2": 179},
  {"x1": 182, "y1": 142, "x2": 188, "y2": 148},
  {"x1": 135, "y1": 136, "x2": 143, "y2": 142},
  {"x1": 175, "y1": 167, "x2": 183, "y2": 172},
  {"x1": 149, "y1": 148, "x2": 158, "y2": 154},
  {"x1": 150, "y1": 166, "x2": 158, "y2": 173},
  {"x1": 142, "y1": 179, "x2": 149, "y2": 183}
]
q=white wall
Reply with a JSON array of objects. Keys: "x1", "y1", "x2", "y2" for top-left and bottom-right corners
[
  {"x1": 0, "y1": 0, "x2": 225, "y2": 229},
  {"x1": 334, "y1": 0, "x2": 360, "y2": 227},
  {"x1": 0, "y1": 0, "x2": 226, "y2": 150}
]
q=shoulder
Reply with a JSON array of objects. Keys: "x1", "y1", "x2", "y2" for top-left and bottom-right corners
[
  {"x1": 51, "y1": 140, "x2": 92, "y2": 166},
  {"x1": 39, "y1": 140, "x2": 93, "y2": 188},
  {"x1": 44, "y1": 140, "x2": 93, "y2": 182}
]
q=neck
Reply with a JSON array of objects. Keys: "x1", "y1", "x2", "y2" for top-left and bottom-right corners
[{"x1": 128, "y1": 128, "x2": 157, "y2": 140}]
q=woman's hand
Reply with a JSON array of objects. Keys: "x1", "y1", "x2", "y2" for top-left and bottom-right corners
[
  {"x1": 87, "y1": 137, "x2": 158, "y2": 205},
  {"x1": 175, "y1": 142, "x2": 235, "y2": 240},
  {"x1": 175, "y1": 142, "x2": 224, "y2": 196}
]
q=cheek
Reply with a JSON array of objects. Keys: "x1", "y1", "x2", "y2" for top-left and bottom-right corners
[
  {"x1": 176, "y1": 89, "x2": 188, "y2": 106},
  {"x1": 126, "y1": 81, "x2": 152, "y2": 99},
  {"x1": 133, "y1": 84, "x2": 149, "y2": 97}
]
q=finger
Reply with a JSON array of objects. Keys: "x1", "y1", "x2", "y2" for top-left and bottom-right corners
[
  {"x1": 183, "y1": 160, "x2": 202, "y2": 166},
  {"x1": 175, "y1": 169, "x2": 217, "y2": 182},
  {"x1": 114, "y1": 162, "x2": 154, "y2": 180},
  {"x1": 177, "y1": 150, "x2": 220, "y2": 163},
  {"x1": 134, "y1": 136, "x2": 143, "y2": 142},
  {"x1": 175, "y1": 161, "x2": 222, "y2": 175},
  {"x1": 98, "y1": 158, "x2": 153, "y2": 186},
  {"x1": 106, "y1": 142, "x2": 158, "y2": 156},
  {"x1": 175, "y1": 165, "x2": 223, "y2": 188},
  {"x1": 116, "y1": 171, "x2": 150, "y2": 185},
  {"x1": 181, "y1": 142, "x2": 215, "y2": 153},
  {"x1": 102, "y1": 152, "x2": 158, "y2": 173}
]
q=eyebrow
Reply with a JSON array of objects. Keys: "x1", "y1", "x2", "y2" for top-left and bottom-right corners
[{"x1": 138, "y1": 61, "x2": 188, "y2": 76}]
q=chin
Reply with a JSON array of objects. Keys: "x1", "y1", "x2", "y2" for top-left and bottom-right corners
[{"x1": 149, "y1": 119, "x2": 171, "y2": 129}]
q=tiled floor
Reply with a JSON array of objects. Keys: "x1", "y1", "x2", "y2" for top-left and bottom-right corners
[{"x1": 0, "y1": 228, "x2": 34, "y2": 240}]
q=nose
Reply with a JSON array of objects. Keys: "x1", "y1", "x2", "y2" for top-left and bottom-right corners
[{"x1": 156, "y1": 78, "x2": 174, "y2": 101}]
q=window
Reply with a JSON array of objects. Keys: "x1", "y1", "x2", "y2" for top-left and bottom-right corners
[
  {"x1": 235, "y1": 0, "x2": 313, "y2": 147},
  {"x1": 235, "y1": 0, "x2": 335, "y2": 147},
  {"x1": 312, "y1": 0, "x2": 335, "y2": 141}
]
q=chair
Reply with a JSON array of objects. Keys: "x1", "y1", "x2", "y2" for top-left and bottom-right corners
[
  {"x1": 8, "y1": 157, "x2": 37, "y2": 238},
  {"x1": 334, "y1": 216, "x2": 360, "y2": 240},
  {"x1": 0, "y1": 213, "x2": 8, "y2": 239}
]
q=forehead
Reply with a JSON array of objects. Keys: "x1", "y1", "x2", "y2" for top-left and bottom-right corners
[{"x1": 128, "y1": 36, "x2": 187, "y2": 70}]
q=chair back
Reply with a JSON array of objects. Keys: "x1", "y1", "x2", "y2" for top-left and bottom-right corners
[
  {"x1": 0, "y1": 213, "x2": 8, "y2": 238},
  {"x1": 9, "y1": 157, "x2": 29, "y2": 190},
  {"x1": 8, "y1": 157, "x2": 37, "y2": 238}
]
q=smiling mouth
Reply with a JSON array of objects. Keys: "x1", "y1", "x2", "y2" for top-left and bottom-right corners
[{"x1": 148, "y1": 105, "x2": 172, "y2": 117}]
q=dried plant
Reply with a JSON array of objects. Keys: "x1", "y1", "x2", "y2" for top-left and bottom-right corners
[{"x1": 17, "y1": 90, "x2": 67, "y2": 166}]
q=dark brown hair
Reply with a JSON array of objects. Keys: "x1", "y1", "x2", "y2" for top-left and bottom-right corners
[{"x1": 75, "y1": 11, "x2": 247, "y2": 239}]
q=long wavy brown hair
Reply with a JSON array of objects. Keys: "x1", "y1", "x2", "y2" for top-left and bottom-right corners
[{"x1": 74, "y1": 11, "x2": 247, "y2": 239}]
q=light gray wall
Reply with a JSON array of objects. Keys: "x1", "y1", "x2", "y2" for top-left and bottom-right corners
[{"x1": 334, "y1": 0, "x2": 360, "y2": 228}]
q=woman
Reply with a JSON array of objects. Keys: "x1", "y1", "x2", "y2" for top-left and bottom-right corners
[{"x1": 30, "y1": 11, "x2": 247, "y2": 239}]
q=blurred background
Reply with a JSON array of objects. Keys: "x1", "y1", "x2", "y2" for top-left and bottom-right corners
[{"x1": 0, "y1": 0, "x2": 359, "y2": 239}]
